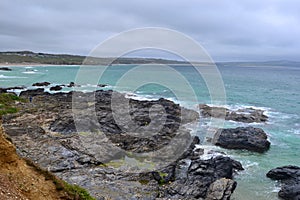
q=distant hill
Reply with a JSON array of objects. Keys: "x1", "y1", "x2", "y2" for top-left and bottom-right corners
[
  {"x1": 216, "y1": 60, "x2": 300, "y2": 67},
  {"x1": 1, "y1": 51, "x2": 299, "y2": 67},
  {"x1": 0, "y1": 51, "x2": 187, "y2": 65}
]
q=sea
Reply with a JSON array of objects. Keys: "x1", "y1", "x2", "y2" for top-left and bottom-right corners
[{"x1": 1, "y1": 63, "x2": 299, "y2": 200}]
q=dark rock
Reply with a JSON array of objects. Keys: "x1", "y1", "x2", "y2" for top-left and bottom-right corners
[
  {"x1": 267, "y1": 165, "x2": 300, "y2": 200},
  {"x1": 67, "y1": 82, "x2": 75, "y2": 87},
  {"x1": 157, "y1": 156, "x2": 243, "y2": 199},
  {"x1": 0, "y1": 88, "x2": 7, "y2": 93},
  {"x1": 67, "y1": 82, "x2": 79, "y2": 87},
  {"x1": 7, "y1": 86, "x2": 26, "y2": 90},
  {"x1": 49, "y1": 115, "x2": 77, "y2": 134},
  {"x1": 199, "y1": 104, "x2": 268, "y2": 123},
  {"x1": 0, "y1": 67, "x2": 12, "y2": 71},
  {"x1": 19, "y1": 88, "x2": 46, "y2": 97},
  {"x1": 0, "y1": 86, "x2": 26, "y2": 93},
  {"x1": 2, "y1": 89, "x2": 242, "y2": 200},
  {"x1": 97, "y1": 84, "x2": 108, "y2": 87},
  {"x1": 32, "y1": 81, "x2": 51, "y2": 87},
  {"x1": 49, "y1": 85, "x2": 63, "y2": 91},
  {"x1": 214, "y1": 127, "x2": 270, "y2": 153}
]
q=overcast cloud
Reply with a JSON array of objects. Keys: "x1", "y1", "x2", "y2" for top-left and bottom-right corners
[{"x1": 0, "y1": 0, "x2": 299, "y2": 61}]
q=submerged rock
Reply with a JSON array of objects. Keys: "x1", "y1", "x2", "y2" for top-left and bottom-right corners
[
  {"x1": 49, "y1": 85, "x2": 63, "y2": 91},
  {"x1": 67, "y1": 82, "x2": 75, "y2": 87},
  {"x1": 199, "y1": 104, "x2": 268, "y2": 123},
  {"x1": 267, "y1": 165, "x2": 300, "y2": 200},
  {"x1": 32, "y1": 81, "x2": 51, "y2": 86},
  {"x1": 97, "y1": 84, "x2": 108, "y2": 87},
  {"x1": 0, "y1": 67, "x2": 12, "y2": 71},
  {"x1": 214, "y1": 127, "x2": 270, "y2": 153}
]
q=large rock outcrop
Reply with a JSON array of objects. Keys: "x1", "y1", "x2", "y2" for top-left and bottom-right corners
[
  {"x1": 2, "y1": 90, "x2": 244, "y2": 199},
  {"x1": 214, "y1": 127, "x2": 270, "y2": 153},
  {"x1": 157, "y1": 156, "x2": 243, "y2": 199},
  {"x1": 267, "y1": 165, "x2": 300, "y2": 200}
]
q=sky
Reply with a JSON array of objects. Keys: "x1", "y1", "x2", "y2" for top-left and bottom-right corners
[{"x1": 0, "y1": 0, "x2": 299, "y2": 61}]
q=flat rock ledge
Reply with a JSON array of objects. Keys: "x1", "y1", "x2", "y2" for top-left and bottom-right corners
[
  {"x1": 199, "y1": 104, "x2": 268, "y2": 123},
  {"x1": 267, "y1": 165, "x2": 300, "y2": 200}
]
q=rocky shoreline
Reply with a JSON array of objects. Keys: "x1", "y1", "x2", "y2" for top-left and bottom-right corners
[{"x1": 0, "y1": 85, "x2": 297, "y2": 199}]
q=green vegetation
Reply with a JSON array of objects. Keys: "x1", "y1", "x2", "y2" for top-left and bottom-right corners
[
  {"x1": 0, "y1": 51, "x2": 186, "y2": 65},
  {"x1": 0, "y1": 93, "x2": 23, "y2": 103},
  {"x1": 63, "y1": 182, "x2": 95, "y2": 200},
  {"x1": 24, "y1": 158, "x2": 96, "y2": 200},
  {"x1": 138, "y1": 179, "x2": 150, "y2": 185},
  {"x1": 0, "y1": 51, "x2": 85, "y2": 65},
  {"x1": 157, "y1": 172, "x2": 169, "y2": 185},
  {"x1": 103, "y1": 159, "x2": 126, "y2": 168},
  {"x1": 0, "y1": 93, "x2": 25, "y2": 116}
]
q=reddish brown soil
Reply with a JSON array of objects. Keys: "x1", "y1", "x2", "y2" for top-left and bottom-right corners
[{"x1": 0, "y1": 124, "x2": 71, "y2": 200}]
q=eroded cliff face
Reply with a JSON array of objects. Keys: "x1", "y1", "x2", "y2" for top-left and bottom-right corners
[{"x1": 0, "y1": 123, "x2": 85, "y2": 200}]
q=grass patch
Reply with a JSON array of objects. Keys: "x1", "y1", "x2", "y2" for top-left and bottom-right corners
[
  {"x1": 138, "y1": 179, "x2": 150, "y2": 185},
  {"x1": 0, "y1": 107, "x2": 18, "y2": 116},
  {"x1": 63, "y1": 182, "x2": 95, "y2": 200},
  {"x1": 0, "y1": 93, "x2": 25, "y2": 117},
  {"x1": 0, "y1": 93, "x2": 23, "y2": 104}
]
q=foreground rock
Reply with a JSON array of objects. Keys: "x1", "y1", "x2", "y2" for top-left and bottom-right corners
[
  {"x1": 199, "y1": 104, "x2": 268, "y2": 123},
  {"x1": 214, "y1": 127, "x2": 270, "y2": 153},
  {"x1": 158, "y1": 156, "x2": 243, "y2": 199},
  {"x1": 206, "y1": 178, "x2": 237, "y2": 200},
  {"x1": 2, "y1": 90, "x2": 244, "y2": 199},
  {"x1": 267, "y1": 166, "x2": 300, "y2": 200}
]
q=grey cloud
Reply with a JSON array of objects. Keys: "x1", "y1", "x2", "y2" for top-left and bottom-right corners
[{"x1": 0, "y1": 0, "x2": 299, "y2": 61}]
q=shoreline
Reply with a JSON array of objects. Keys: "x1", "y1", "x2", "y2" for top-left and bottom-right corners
[
  {"x1": 0, "y1": 63, "x2": 61, "y2": 67},
  {"x1": 0, "y1": 62, "x2": 212, "y2": 67}
]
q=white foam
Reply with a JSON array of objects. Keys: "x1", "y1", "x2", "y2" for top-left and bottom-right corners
[
  {"x1": 287, "y1": 129, "x2": 300, "y2": 136},
  {"x1": 125, "y1": 92, "x2": 159, "y2": 101},
  {"x1": 197, "y1": 144, "x2": 226, "y2": 160},
  {"x1": 206, "y1": 103, "x2": 271, "y2": 112},
  {"x1": 0, "y1": 74, "x2": 27, "y2": 79},
  {"x1": 241, "y1": 160, "x2": 259, "y2": 169},
  {"x1": 271, "y1": 186, "x2": 281, "y2": 193}
]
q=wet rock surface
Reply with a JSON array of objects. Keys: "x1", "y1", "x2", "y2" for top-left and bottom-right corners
[
  {"x1": 267, "y1": 166, "x2": 300, "y2": 200},
  {"x1": 214, "y1": 127, "x2": 270, "y2": 153},
  {"x1": 0, "y1": 86, "x2": 26, "y2": 93},
  {"x1": 49, "y1": 85, "x2": 63, "y2": 91},
  {"x1": 157, "y1": 156, "x2": 243, "y2": 199},
  {"x1": 0, "y1": 67, "x2": 12, "y2": 71},
  {"x1": 19, "y1": 88, "x2": 47, "y2": 97},
  {"x1": 199, "y1": 104, "x2": 268, "y2": 123},
  {"x1": 32, "y1": 81, "x2": 51, "y2": 86},
  {"x1": 2, "y1": 90, "x2": 244, "y2": 199}
]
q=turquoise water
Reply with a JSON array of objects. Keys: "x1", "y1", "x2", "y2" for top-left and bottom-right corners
[{"x1": 1, "y1": 64, "x2": 300, "y2": 199}]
